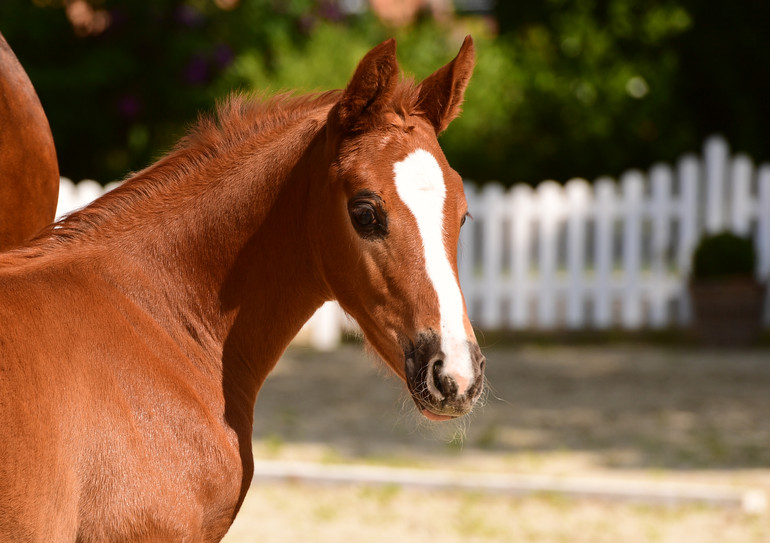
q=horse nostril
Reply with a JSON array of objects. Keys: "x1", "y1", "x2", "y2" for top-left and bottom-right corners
[{"x1": 429, "y1": 358, "x2": 458, "y2": 400}]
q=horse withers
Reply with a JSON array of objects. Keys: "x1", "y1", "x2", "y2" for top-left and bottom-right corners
[{"x1": 0, "y1": 37, "x2": 485, "y2": 541}]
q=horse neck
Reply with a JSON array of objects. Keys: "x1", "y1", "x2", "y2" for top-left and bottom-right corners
[{"x1": 96, "y1": 114, "x2": 332, "y2": 393}]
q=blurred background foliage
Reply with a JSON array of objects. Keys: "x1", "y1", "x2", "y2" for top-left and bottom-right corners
[{"x1": 1, "y1": 0, "x2": 768, "y2": 186}]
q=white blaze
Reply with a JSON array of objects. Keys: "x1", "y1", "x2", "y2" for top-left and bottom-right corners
[{"x1": 393, "y1": 149, "x2": 473, "y2": 393}]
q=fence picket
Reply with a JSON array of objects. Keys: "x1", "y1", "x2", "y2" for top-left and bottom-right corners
[
  {"x1": 676, "y1": 154, "x2": 700, "y2": 325},
  {"x1": 621, "y1": 171, "x2": 645, "y2": 329},
  {"x1": 510, "y1": 184, "x2": 534, "y2": 328},
  {"x1": 704, "y1": 136, "x2": 729, "y2": 233},
  {"x1": 536, "y1": 182, "x2": 563, "y2": 328},
  {"x1": 565, "y1": 179, "x2": 591, "y2": 329},
  {"x1": 593, "y1": 177, "x2": 615, "y2": 329},
  {"x1": 730, "y1": 154, "x2": 753, "y2": 236},
  {"x1": 649, "y1": 164, "x2": 673, "y2": 328},
  {"x1": 56, "y1": 178, "x2": 108, "y2": 219},
  {"x1": 479, "y1": 184, "x2": 506, "y2": 327}
]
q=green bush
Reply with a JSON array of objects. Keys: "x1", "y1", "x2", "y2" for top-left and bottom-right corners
[{"x1": 691, "y1": 232, "x2": 756, "y2": 280}]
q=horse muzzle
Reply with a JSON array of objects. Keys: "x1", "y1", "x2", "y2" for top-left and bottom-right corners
[{"x1": 404, "y1": 330, "x2": 485, "y2": 420}]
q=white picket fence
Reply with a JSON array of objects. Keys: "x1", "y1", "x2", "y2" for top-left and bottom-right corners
[
  {"x1": 460, "y1": 136, "x2": 770, "y2": 332},
  {"x1": 57, "y1": 136, "x2": 770, "y2": 349}
]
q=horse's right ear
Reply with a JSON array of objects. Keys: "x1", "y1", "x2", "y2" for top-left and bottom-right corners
[
  {"x1": 415, "y1": 35, "x2": 475, "y2": 134},
  {"x1": 328, "y1": 39, "x2": 399, "y2": 136}
]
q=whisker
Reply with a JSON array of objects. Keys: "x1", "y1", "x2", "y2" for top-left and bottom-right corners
[{"x1": 483, "y1": 379, "x2": 513, "y2": 408}]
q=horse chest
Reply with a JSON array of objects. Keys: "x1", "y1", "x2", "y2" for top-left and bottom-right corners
[{"x1": 1, "y1": 351, "x2": 246, "y2": 542}]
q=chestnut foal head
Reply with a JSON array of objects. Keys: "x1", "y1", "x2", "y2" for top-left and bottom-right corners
[{"x1": 314, "y1": 37, "x2": 485, "y2": 420}]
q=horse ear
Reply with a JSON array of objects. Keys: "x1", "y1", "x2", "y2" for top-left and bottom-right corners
[
  {"x1": 416, "y1": 35, "x2": 475, "y2": 134},
  {"x1": 329, "y1": 38, "x2": 399, "y2": 134}
]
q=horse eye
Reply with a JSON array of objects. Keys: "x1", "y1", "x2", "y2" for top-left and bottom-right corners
[
  {"x1": 353, "y1": 207, "x2": 376, "y2": 227},
  {"x1": 348, "y1": 199, "x2": 388, "y2": 240},
  {"x1": 461, "y1": 211, "x2": 472, "y2": 227}
]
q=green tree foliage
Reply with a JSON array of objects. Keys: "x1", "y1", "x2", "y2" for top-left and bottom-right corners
[
  {"x1": 674, "y1": 1, "x2": 770, "y2": 167},
  {"x1": 0, "y1": 0, "x2": 330, "y2": 181},
  {"x1": 1, "y1": 1, "x2": 767, "y2": 186},
  {"x1": 488, "y1": 0, "x2": 770, "y2": 184},
  {"x1": 485, "y1": 0, "x2": 693, "y2": 183}
]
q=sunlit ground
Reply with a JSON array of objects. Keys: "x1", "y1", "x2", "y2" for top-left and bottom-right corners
[
  {"x1": 226, "y1": 483, "x2": 768, "y2": 543},
  {"x1": 223, "y1": 343, "x2": 770, "y2": 542}
]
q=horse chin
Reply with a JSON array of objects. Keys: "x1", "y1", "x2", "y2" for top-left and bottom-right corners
[{"x1": 419, "y1": 408, "x2": 457, "y2": 422}]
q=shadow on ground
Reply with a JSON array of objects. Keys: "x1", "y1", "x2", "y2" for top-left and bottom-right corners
[{"x1": 252, "y1": 343, "x2": 770, "y2": 472}]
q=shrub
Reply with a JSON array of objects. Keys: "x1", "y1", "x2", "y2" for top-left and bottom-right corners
[{"x1": 691, "y1": 231, "x2": 756, "y2": 280}]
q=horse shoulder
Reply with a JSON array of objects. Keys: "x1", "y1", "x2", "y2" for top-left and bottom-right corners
[{"x1": 0, "y1": 256, "x2": 245, "y2": 540}]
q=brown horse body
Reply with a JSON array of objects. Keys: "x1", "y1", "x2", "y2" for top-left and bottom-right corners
[
  {"x1": 0, "y1": 39, "x2": 484, "y2": 541},
  {"x1": 0, "y1": 32, "x2": 59, "y2": 251}
]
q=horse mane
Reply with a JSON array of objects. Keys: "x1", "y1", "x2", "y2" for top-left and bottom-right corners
[
  {"x1": 5, "y1": 79, "x2": 421, "y2": 262},
  {"x1": 185, "y1": 90, "x2": 340, "y2": 159}
]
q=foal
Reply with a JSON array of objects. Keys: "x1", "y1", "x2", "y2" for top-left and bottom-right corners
[{"x1": 0, "y1": 37, "x2": 484, "y2": 541}]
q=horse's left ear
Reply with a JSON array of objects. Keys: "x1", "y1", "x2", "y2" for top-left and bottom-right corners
[
  {"x1": 329, "y1": 38, "x2": 399, "y2": 136},
  {"x1": 416, "y1": 35, "x2": 475, "y2": 134}
]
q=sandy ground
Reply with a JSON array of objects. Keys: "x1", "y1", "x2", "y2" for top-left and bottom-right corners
[{"x1": 222, "y1": 342, "x2": 770, "y2": 542}]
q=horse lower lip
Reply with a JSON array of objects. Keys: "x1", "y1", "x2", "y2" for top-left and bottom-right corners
[
  {"x1": 420, "y1": 408, "x2": 456, "y2": 422},
  {"x1": 409, "y1": 388, "x2": 462, "y2": 421}
]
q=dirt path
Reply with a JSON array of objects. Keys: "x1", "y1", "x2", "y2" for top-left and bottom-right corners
[
  {"x1": 223, "y1": 343, "x2": 770, "y2": 541},
  {"x1": 250, "y1": 344, "x2": 770, "y2": 481}
]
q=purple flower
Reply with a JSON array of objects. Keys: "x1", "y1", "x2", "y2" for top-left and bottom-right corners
[
  {"x1": 184, "y1": 55, "x2": 209, "y2": 84},
  {"x1": 298, "y1": 14, "x2": 316, "y2": 34},
  {"x1": 174, "y1": 4, "x2": 204, "y2": 27},
  {"x1": 117, "y1": 94, "x2": 142, "y2": 119},
  {"x1": 318, "y1": 1, "x2": 343, "y2": 22},
  {"x1": 106, "y1": 7, "x2": 128, "y2": 31},
  {"x1": 213, "y1": 44, "x2": 234, "y2": 70}
]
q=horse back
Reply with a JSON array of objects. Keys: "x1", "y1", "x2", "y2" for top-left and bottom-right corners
[{"x1": 0, "y1": 32, "x2": 59, "y2": 251}]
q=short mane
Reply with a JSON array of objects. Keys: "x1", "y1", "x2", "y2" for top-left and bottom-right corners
[{"x1": 184, "y1": 90, "x2": 340, "y2": 160}]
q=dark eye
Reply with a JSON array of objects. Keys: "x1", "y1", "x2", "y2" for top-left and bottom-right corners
[
  {"x1": 461, "y1": 211, "x2": 472, "y2": 227},
  {"x1": 352, "y1": 206, "x2": 377, "y2": 227},
  {"x1": 348, "y1": 193, "x2": 388, "y2": 240}
]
